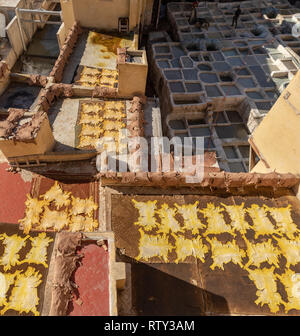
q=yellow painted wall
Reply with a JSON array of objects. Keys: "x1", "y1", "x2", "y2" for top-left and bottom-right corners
[
  {"x1": 60, "y1": 0, "x2": 76, "y2": 32},
  {"x1": 251, "y1": 160, "x2": 272, "y2": 174},
  {"x1": 56, "y1": 22, "x2": 66, "y2": 49},
  {"x1": 60, "y1": 0, "x2": 147, "y2": 32},
  {"x1": 0, "y1": 117, "x2": 55, "y2": 158},
  {"x1": 250, "y1": 71, "x2": 300, "y2": 175},
  {"x1": 144, "y1": 0, "x2": 154, "y2": 26},
  {"x1": 73, "y1": 0, "x2": 130, "y2": 31},
  {"x1": 6, "y1": 16, "x2": 23, "y2": 57},
  {"x1": 117, "y1": 50, "x2": 148, "y2": 97}
]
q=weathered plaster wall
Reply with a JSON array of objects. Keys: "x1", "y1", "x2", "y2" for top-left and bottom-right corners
[
  {"x1": 144, "y1": 0, "x2": 154, "y2": 27},
  {"x1": 67, "y1": 0, "x2": 130, "y2": 31},
  {"x1": 60, "y1": 0, "x2": 147, "y2": 32},
  {"x1": 0, "y1": 116, "x2": 55, "y2": 158},
  {"x1": 250, "y1": 71, "x2": 300, "y2": 175},
  {"x1": 118, "y1": 51, "x2": 148, "y2": 97}
]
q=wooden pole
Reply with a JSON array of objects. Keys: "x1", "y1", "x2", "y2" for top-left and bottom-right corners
[{"x1": 155, "y1": 0, "x2": 161, "y2": 29}]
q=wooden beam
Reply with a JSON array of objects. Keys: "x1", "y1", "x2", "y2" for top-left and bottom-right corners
[
  {"x1": 248, "y1": 136, "x2": 270, "y2": 169},
  {"x1": 155, "y1": 0, "x2": 161, "y2": 29},
  {"x1": 8, "y1": 150, "x2": 97, "y2": 165}
]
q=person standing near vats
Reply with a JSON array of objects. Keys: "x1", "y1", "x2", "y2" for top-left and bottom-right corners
[
  {"x1": 232, "y1": 5, "x2": 242, "y2": 29},
  {"x1": 189, "y1": 1, "x2": 210, "y2": 30},
  {"x1": 189, "y1": 1, "x2": 199, "y2": 24}
]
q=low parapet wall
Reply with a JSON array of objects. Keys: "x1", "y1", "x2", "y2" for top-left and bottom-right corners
[
  {"x1": 50, "y1": 21, "x2": 82, "y2": 83},
  {"x1": 98, "y1": 171, "x2": 300, "y2": 190}
]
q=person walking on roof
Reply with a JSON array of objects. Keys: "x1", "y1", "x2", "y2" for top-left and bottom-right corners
[{"x1": 232, "y1": 5, "x2": 242, "y2": 29}]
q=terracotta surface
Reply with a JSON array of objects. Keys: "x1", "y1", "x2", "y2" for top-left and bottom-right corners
[
  {"x1": 68, "y1": 243, "x2": 110, "y2": 316},
  {"x1": 0, "y1": 163, "x2": 32, "y2": 224}
]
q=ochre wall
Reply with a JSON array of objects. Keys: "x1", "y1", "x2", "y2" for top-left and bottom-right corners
[
  {"x1": 72, "y1": 0, "x2": 130, "y2": 31},
  {"x1": 57, "y1": 22, "x2": 66, "y2": 49},
  {"x1": 144, "y1": 0, "x2": 154, "y2": 26},
  {"x1": 250, "y1": 71, "x2": 300, "y2": 175},
  {"x1": 0, "y1": 117, "x2": 55, "y2": 158},
  {"x1": 60, "y1": 0, "x2": 147, "y2": 32},
  {"x1": 60, "y1": 0, "x2": 76, "y2": 32},
  {"x1": 117, "y1": 51, "x2": 148, "y2": 97}
]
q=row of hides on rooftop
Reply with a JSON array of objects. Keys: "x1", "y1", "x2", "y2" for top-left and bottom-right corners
[{"x1": 0, "y1": 15, "x2": 148, "y2": 161}]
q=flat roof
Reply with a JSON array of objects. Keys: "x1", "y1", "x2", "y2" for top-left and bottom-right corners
[
  {"x1": 0, "y1": 0, "x2": 20, "y2": 9},
  {"x1": 0, "y1": 162, "x2": 32, "y2": 224},
  {"x1": 108, "y1": 186, "x2": 300, "y2": 315}
]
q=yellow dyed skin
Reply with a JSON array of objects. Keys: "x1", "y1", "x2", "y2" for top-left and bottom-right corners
[
  {"x1": 0, "y1": 234, "x2": 29, "y2": 271},
  {"x1": 277, "y1": 270, "x2": 300, "y2": 313},
  {"x1": 0, "y1": 267, "x2": 42, "y2": 316},
  {"x1": 81, "y1": 124, "x2": 103, "y2": 137},
  {"x1": 20, "y1": 233, "x2": 54, "y2": 268},
  {"x1": 0, "y1": 233, "x2": 53, "y2": 315},
  {"x1": 133, "y1": 200, "x2": 300, "y2": 314},
  {"x1": 174, "y1": 235, "x2": 208, "y2": 263},
  {"x1": 221, "y1": 203, "x2": 250, "y2": 236},
  {"x1": 274, "y1": 236, "x2": 300, "y2": 268},
  {"x1": 137, "y1": 229, "x2": 173, "y2": 262},
  {"x1": 70, "y1": 196, "x2": 98, "y2": 217},
  {"x1": 78, "y1": 101, "x2": 127, "y2": 150},
  {"x1": 207, "y1": 237, "x2": 245, "y2": 270},
  {"x1": 157, "y1": 204, "x2": 181, "y2": 234},
  {"x1": 265, "y1": 205, "x2": 300, "y2": 239},
  {"x1": 175, "y1": 202, "x2": 205, "y2": 234},
  {"x1": 43, "y1": 181, "x2": 71, "y2": 209},
  {"x1": 19, "y1": 196, "x2": 49, "y2": 234},
  {"x1": 20, "y1": 186, "x2": 99, "y2": 233},
  {"x1": 200, "y1": 203, "x2": 233, "y2": 236},
  {"x1": 69, "y1": 215, "x2": 99, "y2": 232},
  {"x1": 39, "y1": 208, "x2": 70, "y2": 231},
  {"x1": 78, "y1": 67, "x2": 119, "y2": 88},
  {"x1": 0, "y1": 272, "x2": 18, "y2": 306},
  {"x1": 132, "y1": 200, "x2": 158, "y2": 231},
  {"x1": 247, "y1": 204, "x2": 277, "y2": 238},
  {"x1": 247, "y1": 267, "x2": 284, "y2": 313},
  {"x1": 244, "y1": 238, "x2": 281, "y2": 269}
]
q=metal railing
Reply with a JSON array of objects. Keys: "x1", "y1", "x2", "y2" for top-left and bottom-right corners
[{"x1": 15, "y1": 7, "x2": 62, "y2": 51}]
